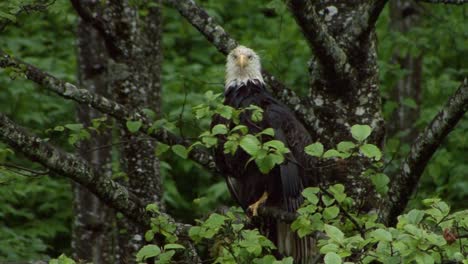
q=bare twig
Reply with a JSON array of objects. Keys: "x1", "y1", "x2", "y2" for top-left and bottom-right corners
[
  {"x1": 0, "y1": 163, "x2": 49, "y2": 177},
  {"x1": 387, "y1": 79, "x2": 468, "y2": 225}
]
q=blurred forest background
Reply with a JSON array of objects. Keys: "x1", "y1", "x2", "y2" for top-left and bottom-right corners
[{"x1": 0, "y1": 0, "x2": 466, "y2": 261}]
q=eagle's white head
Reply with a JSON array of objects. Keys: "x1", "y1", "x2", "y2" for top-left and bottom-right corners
[{"x1": 225, "y1": 45, "x2": 264, "y2": 89}]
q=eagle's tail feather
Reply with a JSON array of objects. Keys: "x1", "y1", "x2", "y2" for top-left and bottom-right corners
[{"x1": 276, "y1": 222, "x2": 316, "y2": 264}]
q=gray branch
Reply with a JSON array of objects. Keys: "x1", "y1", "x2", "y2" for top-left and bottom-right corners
[
  {"x1": 163, "y1": 0, "x2": 314, "y2": 130},
  {"x1": 0, "y1": 50, "x2": 216, "y2": 172},
  {"x1": 387, "y1": 79, "x2": 468, "y2": 225},
  {"x1": 0, "y1": 113, "x2": 148, "y2": 225},
  {"x1": 0, "y1": 113, "x2": 201, "y2": 262},
  {"x1": 285, "y1": 0, "x2": 358, "y2": 88}
]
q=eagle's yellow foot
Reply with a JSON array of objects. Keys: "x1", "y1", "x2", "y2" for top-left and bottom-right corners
[{"x1": 248, "y1": 191, "x2": 269, "y2": 216}]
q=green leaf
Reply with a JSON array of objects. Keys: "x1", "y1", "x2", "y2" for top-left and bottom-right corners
[
  {"x1": 212, "y1": 124, "x2": 228, "y2": 135},
  {"x1": 323, "y1": 149, "x2": 341, "y2": 158},
  {"x1": 216, "y1": 105, "x2": 234, "y2": 119},
  {"x1": 155, "y1": 143, "x2": 170, "y2": 156},
  {"x1": 264, "y1": 140, "x2": 289, "y2": 153},
  {"x1": 305, "y1": 142, "x2": 324, "y2": 157},
  {"x1": 251, "y1": 110, "x2": 263, "y2": 122},
  {"x1": 351, "y1": 124, "x2": 372, "y2": 142},
  {"x1": 302, "y1": 188, "x2": 320, "y2": 204},
  {"x1": 171, "y1": 145, "x2": 188, "y2": 159},
  {"x1": 360, "y1": 144, "x2": 382, "y2": 161},
  {"x1": 323, "y1": 206, "x2": 340, "y2": 220},
  {"x1": 230, "y1": 125, "x2": 248, "y2": 135},
  {"x1": 158, "y1": 250, "x2": 176, "y2": 264},
  {"x1": 324, "y1": 224, "x2": 344, "y2": 243},
  {"x1": 136, "y1": 245, "x2": 160, "y2": 261},
  {"x1": 370, "y1": 228, "x2": 392, "y2": 242},
  {"x1": 126, "y1": 120, "x2": 142, "y2": 133},
  {"x1": 320, "y1": 243, "x2": 340, "y2": 254},
  {"x1": 240, "y1": 135, "x2": 261, "y2": 156},
  {"x1": 337, "y1": 141, "x2": 356, "y2": 152},
  {"x1": 259, "y1": 128, "x2": 275, "y2": 136},
  {"x1": 164, "y1": 243, "x2": 185, "y2": 250},
  {"x1": 255, "y1": 155, "x2": 276, "y2": 174},
  {"x1": 324, "y1": 252, "x2": 342, "y2": 264},
  {"x1": 65, "y1": 123, "x2": 84, "y2": 131},
  {"x1": 329, "y1": 184, "x2": 346, "y2": 202},
  {"x1": 145, "y1": 230, "x2": 155, "y2": 241},
  {"x1": 370, "y1": 173, "x2": 390, "y2": 195}
]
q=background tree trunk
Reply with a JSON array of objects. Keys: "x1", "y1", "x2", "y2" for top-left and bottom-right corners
[
  {"x1": 72, "y1": 7, "x2": 116, "y2": 264},
  {"x1": 389, "y1": 0, "x2": 423, "y2": 142}
]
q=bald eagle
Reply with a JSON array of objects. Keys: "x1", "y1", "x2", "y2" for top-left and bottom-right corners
[{"x1": 212, "y1": 46, "x2": 316, "y2": 263}]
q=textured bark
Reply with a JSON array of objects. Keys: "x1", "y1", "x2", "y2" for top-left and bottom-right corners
[
  {"x1": 0, "y1": 113, "x2": 199, "y2": 261},
  {"x1": 292, "y1": 1, "x2": 386, "y2": 212},
  {"x1": 71, "y1": 10, "x2": 116, "y2": 263},
  {"x1": 388, "y1": 0, "x2": 423, "y2": 142},
  {"x1": 386, "y1": 80, "x2": 468, "y2": 224},
  {"x1": 0, "y1": 49, "x2": 216, "y2": 172},
  {"x1": 0, "y1": 113, "x2": 147, "y2": 226}
]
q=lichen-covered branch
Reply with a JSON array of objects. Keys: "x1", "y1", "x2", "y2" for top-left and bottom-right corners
[
  {"x1": 417, "y1": 0, "x2": 467, "y2": 4},
  {"x1": 387, "y1": 79, "x2": 468, "y2": 225},
  {"x1": 163, "y1": 0, "x2": 314, "y2": 130},
  {"x1": 0, "y1": 113, "x2": 201, "y2": 262},
  {"x1": 0, "y1": 112, "x2": 149, "y2": 226},
  {"x1": 0, "y1": 49, "x2": 216, "y2": 172},
  {"x1": 286, "y1": 0, "x2": 358, "y2": 88}
]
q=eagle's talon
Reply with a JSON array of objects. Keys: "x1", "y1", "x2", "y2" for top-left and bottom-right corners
[{"x1": 248, "y1": 191, "x2": 268, "y2": 217}]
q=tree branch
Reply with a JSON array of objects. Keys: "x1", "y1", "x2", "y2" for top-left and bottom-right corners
[
  {"x1": 0, "y1": 49, "x2": 216, "y2": 172},
  {"x1": 387, "y1": 79, "x2": 468, "y2": 225},
  {"x1": 417, "y1": 0, "x2": 467, "y2": 4},
  {"x1": 285, "y1": 0, "x2": 358, "y2": 88},
  {"x1": 0, "y1": 0, "x2": 56, "y2": 32},
  {"x1": 163, "y1": 0, "x2": 314, "y2": 130},
  {"x1": 69, "y1": 0, "x2": 122, "y2": 57},
  {"x1": 0, "y1": 113, "x2": 201, "y2": 262},
  {"x1": 0, "y1": 112, "x2": 149, "y2": 225}
]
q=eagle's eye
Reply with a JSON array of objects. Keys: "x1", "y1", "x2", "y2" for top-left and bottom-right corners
[
  {"x1": 248, "y1": 55, "x2": 253, "y2": 60},
  {"x1": 232, "y1": 54, "x2": 238, "y2": 59}
]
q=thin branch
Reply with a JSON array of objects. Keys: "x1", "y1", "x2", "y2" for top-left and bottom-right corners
[
  {"x1": 387, "y1": 79, "x2": 468, "y2": 225},
  {"x1": 0, "y1": 0, "x2": 56, "y2": 31},
  {"x1": 163, "y1": 0, "x2": 313, "y2": 129},
  {"x1": 0, "y1": 50, "x2": 216, "y2": 173},
  {"x1": 417, "y1": 0, "x2": 467, "y2": 4},
  {"x1": 285, "y1": 0, "x2": 358, "y2": 88},
  {"x1": 0, "y1": 162, "x2": 49, "y2": 177},
  {"x1": 69, "y1": 0, "x2": 122, "y2": 57}
]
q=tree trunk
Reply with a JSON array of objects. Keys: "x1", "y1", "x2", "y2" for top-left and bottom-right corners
[
  {"x1": 102, "y1": 1, "x2": 164, "y2": 261},
  {"x1": 72, "y1": 10, "x2": 117, "y2": 264},
  {"x1": 299, "y1": 1, "x2": 385, "y2": 213},
  {"x1": 389, "y1": 0, "x2": 423, "y2": 142}
]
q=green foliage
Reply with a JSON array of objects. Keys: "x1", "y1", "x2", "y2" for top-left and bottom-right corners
[
  {"x1": 187, "y1": 207, "x2": 293, "y2": 263},
  {"x1": 292, "y1": 185, "x2": 468, "y2": 263},
  {"x1": 191, "y1": 95, "x2": 290, "y2": 174}
]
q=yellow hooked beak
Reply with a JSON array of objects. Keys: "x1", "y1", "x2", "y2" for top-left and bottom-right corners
[{"x1": 237, "y1": 54, "x2": 248, "y2": 69}]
